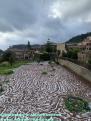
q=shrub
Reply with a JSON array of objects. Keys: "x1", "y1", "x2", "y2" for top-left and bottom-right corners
[
  {"x1": 0, "y1": 87, "x2": 4, "y2": 93},
  {"x1": 40, "y1": 52, "x2": 50, "y2": 61},
  {"x1": 42, "y1": 71, "x2": 48, "y2": 75},
  {"x1": 48, "y1": 61, "x2": 52, "y2": 64},
  {"x1": 2, "y1": 50, "x2": 16, "y2": 66},
  {"x1": 0, "y1": 70, "x2": 14, "y2": 75},
  {"x1": 0, "y1": 84, "x2": 4, "y2": 94},
  {"x1": 55, "y1": 61, "x2": 59, "y2": 65},
  {"x1": 64, "y1": 48, "x2": 80, "y2": 60},
  {"x1": 4, "y1": 70, "x2": 14, "y2": 75},
  {"x1": 65, "y1": 96, "x2": 90, "y2": 113},
  {"x1": 88, "y1": 59, "x2": 91, "y2": 64},
  {"x1": 5, "y1": 80, "x2": 10, "y2": 83},
  {"x1": 49, "y1": 61, "x2": 55, "y2": 65},
  {"x1": 0, "y1": 61, "x2": 9, "y2": 67}
]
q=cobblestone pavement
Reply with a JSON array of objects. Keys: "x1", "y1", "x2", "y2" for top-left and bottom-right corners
[{"x1": 0, "y1": 62, "x2": 91, "y2": 120}]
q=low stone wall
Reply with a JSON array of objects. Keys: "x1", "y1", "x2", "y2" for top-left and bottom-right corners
[{"x1": 58, "y1": 59, "x2": 91, "y2": 82}]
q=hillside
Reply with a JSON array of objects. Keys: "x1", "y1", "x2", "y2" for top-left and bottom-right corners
[
  {"x1": 66, "y1": 32, "x2": 91, "y2": 43},
  {"x1": 9, "y1": 44, "x2": 41, "y2": 50}
]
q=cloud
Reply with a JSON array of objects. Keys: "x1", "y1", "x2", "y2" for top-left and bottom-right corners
[
  {"x1": 49, "y1": 0, "x2": 91, "y2": 20},
  {"x1": 0, "y1": 0, "x2": 91, "y2": 49}
]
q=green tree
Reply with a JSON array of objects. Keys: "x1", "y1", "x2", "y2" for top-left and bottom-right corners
[
  {"x1": 45, "y1": 41, "x2": 53, "y2": 53},
  {"x1": 40, "y1": 52, "x2": 50, "y2": 61},
  {"x1": 45, "y1": 40, "x2": 56, "y2": 61},
  {"x1": 0, "y1": 83, "x2": 4, "y2": 93},
  {"x1": 88, "y1": 59, "x2": 91, "y2": 64},
  {"x1": 65, "y1": 48, "x2": 80, "y2": 60},
  {"x1": 27, "y1": 41, "x2": 31, "y2": 50},
  {"x1": 2, "y1": 50, "x2": 16, "y2": 66}
]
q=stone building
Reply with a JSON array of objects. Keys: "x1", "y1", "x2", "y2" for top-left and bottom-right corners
[
  {"x1": 78, "y1": 36, "x2": 91, "y2": 63},
  {"x1": 8, "y1": 48, "x2": 33, "y2": 60},
  {"x1": 57, "y1": 43, "x2": 67, "y2": 57},
  {"x1": 78, "y1": 51, "x2": 91, "y2": 63},
  {"x1": 66, "y1": 43, "x2": 79, "y2": 50},
  {"x1": 7, "y1": 44, "x2": 42, "y2": 60}
]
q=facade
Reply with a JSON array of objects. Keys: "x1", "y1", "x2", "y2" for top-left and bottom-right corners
[
  {"x1": 8, "y1": 48, "x2": 34, "y2": 60},
  {"x1": 7, "y1": 44, "x2": 42, "y2": 60},
  {"x1": 66, "y1": 43, "x2": 79, "y2": 50},
  {"x1": 78, "y1": 51, "x2": 91, "y2": 63},
  {"x1": 57, "y1": 36, "x2": 91, "y2": 63},
  {"x1": 78, "y1": 36, "x2": 91, "y2": 63},
  {"x1": 57, "y1": 43, "x2": 67, "y2": 57}
]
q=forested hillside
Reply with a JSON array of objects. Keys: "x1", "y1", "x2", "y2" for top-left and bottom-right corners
[{"x1": 66, "y1": 32, "x2": 91, "y2": 43}]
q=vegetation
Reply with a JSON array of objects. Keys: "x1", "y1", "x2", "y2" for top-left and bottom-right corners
[
  {"x1": 46, "y1": 41, "x2": 56, "y2": 52},
  {"x1": 0, "y1": 83, "x2": 4, "y2": 94},
  {"x1": 2, "y1": 50, "x2": 16, "y2": 66},
  {"x1": 66, "y1": 32, "x2": 91, "y2": 43},
  {"x1": 33, "y1": 40, "x2": 56, "y2": 62},
  {"x1": 5, "y1": 80, "x2": 10, "y2": 84},
  {"x1": 0, "y1": 49, "x2": 4, "y2": 56},
  {"x1": 45, "y1": 40, "x2": 56, "y2": 61},
  {"x1": 55, "y1": 61, "x2": 59, "y2": 65},
  {"x1": 48, "y1": 60, "x2": 52, "y2": 64},
  {"x1": 42, "y1": 71, "x2": 48, "y2": 75},
  {"x1": 34, "y1": 53, "x2": 40, "y2": 62},
  {"x1": 40, "y1": 52, "x2": 50, "y2": 61},
  {"x1": 65, "y1": 96, "x2": 90, "y2": 113},
  {"x1": 0, "y1": 60, "x2": 31, "y2": 75},
  {"x1": 34, "y1": 48, "x2": 56, "y2": 62},
  {"x1": 88, "y1": 59, "x2": 91, "y2": 64},
  {"x1": 0, "y1": 70, "x2": 14, "y2": 75},
  {"x1": 27, "y1": 41, "x2": 31, "y2": 50},
  {"x1": 62, "y1": 48, "x2": 80, "y2": 60},
  {"x1": 45, "y1": 41, "x2": 54, "y2": 53}
]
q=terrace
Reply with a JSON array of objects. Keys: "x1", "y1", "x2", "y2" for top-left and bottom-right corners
[{"x1": 0, "y1": 62, "x2": 91, "y2": 120}]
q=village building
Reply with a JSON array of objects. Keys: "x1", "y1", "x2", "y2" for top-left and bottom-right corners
[
  {"x1": 78, "y1": 36, "x2": 91, "y2": 63},
  {"x1": 8, "y1": 48, "x2": 33, "y2": 60},
  {"x1": 66, "y1": 43, "x2": 79, "y2": 50},
  {"x1": 7, "y1": 44, "x2": 39, "y2": 60},
  {"x1": 56, "y1": 43, "x2": 67, "y2": 57}
]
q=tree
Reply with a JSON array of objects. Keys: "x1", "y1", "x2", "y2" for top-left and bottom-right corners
[
  {"x1": 0, "y1": 49, "x2": 3, "y2": 56},
  {"x1": 2, "y1": 50, "x2": 16, "y2": 66},
  {"x1": 65, "y1": 48, "x2": 80, "y2": 60},
  {"x1": 88, "y1": 59, "x2": 91, "y2": 64},
  {"x1": 45, "y1": 41, "x2": 53, "y2": 53},
  {"x1": 0, "y1": 83, "x2": 4, "y2": 93},
  {"x1": 45, "y1": 40, "x2": 56, "y2": 61},
  {"x1": 40, "y1": 52, "x2": 50, "y2": 61},
  {"x1": 27, "y1": 41, "x2": 31, "y2": 50}
]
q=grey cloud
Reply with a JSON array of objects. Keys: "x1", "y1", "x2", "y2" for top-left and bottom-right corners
[
  {"x1": 0, "y1": 0, "x2": 91, "y2": 49},
  {"x1": 0, "y1": 0, "x2": 38, "y2": 31}
]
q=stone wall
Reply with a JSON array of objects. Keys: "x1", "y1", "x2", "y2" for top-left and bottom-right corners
[{"x1": 58, "y1": 59, "x2": 91, "y2": 82}]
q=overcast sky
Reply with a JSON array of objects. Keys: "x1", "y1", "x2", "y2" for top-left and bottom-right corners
[{"x1": 0, "y1": 0, "x2": 91, "y2": 50}]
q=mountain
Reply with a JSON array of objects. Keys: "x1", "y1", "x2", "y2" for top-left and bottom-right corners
[
  {"x1": 9, "y1": 44, "x2": 41, "y2": 50},
  {"x1": 66, "y1": 32, "x2": 91, "y2": 43},
  {"x1": 9, "y1": 44, "x2": 26, "y2": 50}
]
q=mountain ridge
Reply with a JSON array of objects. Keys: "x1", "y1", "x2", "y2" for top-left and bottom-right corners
[{"x1": 66, "y1": 32, "x2": 91, "y2": 43}]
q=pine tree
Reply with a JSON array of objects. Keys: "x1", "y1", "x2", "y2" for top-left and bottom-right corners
[{"x1": 27, "y1": 41, "x2": 31, "y2": 50}]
